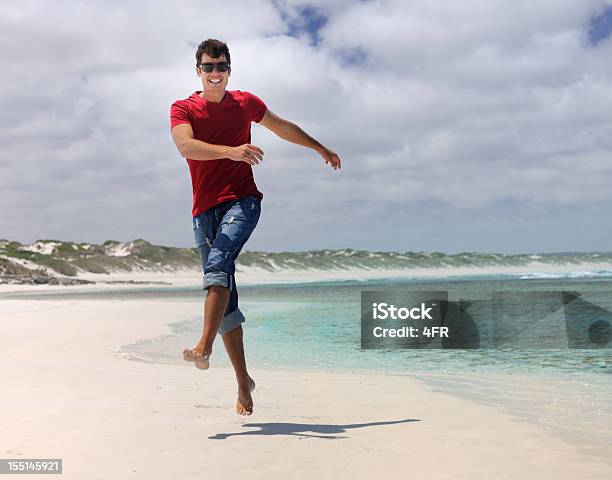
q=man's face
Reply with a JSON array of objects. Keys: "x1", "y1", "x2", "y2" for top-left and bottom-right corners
[{"x1": 197, "y1": 53, "x2": 230, "y2": 92}]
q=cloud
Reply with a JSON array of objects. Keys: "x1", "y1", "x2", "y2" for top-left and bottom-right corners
[{"x1": 1, "y1": 0, "x2": 612, "y2": 253}]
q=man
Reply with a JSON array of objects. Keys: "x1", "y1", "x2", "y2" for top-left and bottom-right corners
[{"x1": 170, "y1": 38, "x2": 341, "y2": 416}]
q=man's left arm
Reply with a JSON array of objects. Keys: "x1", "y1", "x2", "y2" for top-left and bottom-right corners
[{"x1": 258, "y1": 110, "x2": 341, "y2": 170}]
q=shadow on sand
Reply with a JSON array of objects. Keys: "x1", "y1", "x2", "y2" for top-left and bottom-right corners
[{"x1": 209, "y1": 418, "x2": 420, "y2": 440}]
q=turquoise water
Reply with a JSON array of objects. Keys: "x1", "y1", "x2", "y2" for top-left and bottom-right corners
[
  {"x1": 9, "y1": 274, "x2": 609, "y2": 375},
  {"x1": 114, "y1": 276, "x2": 612, "y2": 378}
]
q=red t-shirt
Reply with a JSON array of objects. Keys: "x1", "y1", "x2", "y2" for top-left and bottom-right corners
[{"x1": 170, "y1": 90, "x2": 267, "y2": 217}]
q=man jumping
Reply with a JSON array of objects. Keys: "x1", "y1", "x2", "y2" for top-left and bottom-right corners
[{"x1": 170, "y1": 39, "x2": 341, "y2": 415}]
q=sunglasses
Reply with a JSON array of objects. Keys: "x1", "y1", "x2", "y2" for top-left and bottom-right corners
[{"x1": 199, "y1": 62, "x2": 230, "y2": 73}]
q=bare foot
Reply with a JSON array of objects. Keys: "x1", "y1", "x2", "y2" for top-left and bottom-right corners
[
  {"x1": 236, "y1": 377, "x2": 256, "y2": 416},
  {"x1": 182, "y1": 345, "x2": 210, "y2": 370}
]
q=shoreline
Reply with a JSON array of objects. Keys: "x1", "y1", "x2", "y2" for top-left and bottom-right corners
[
  {"x1": 1, "y1": 296, "x2": 611, "y2": 478},
  {"x1": 116, "y1": 316, "x2": 612, "y2": 465},
  {"x1": 1, "y1": 260, "x2": 612, "y2": 295}
]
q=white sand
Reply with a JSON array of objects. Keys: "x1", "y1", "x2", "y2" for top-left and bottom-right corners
[
  {"x1": 0, "y1": 297, "x2": 611, "y2": 479},
  {"x1": 2, "y1": 260, "x2": 612, "y2": 295}
]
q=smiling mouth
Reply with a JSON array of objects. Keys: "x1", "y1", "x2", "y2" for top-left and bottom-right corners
[{"x1": 209, "y1": 79, "x2": 222, "y2": 85}]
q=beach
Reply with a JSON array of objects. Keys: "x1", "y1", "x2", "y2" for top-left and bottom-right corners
[
  {"x1": 4, "y1": 0, "x2": 612, "y2": 477},
  {"x1": 1, "y1": 292, "x2": 611, "y2": 479}
]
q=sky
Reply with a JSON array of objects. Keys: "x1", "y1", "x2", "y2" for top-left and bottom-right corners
[{"x1": 1, "y1": 0, "x2": 612, "y2": 254}]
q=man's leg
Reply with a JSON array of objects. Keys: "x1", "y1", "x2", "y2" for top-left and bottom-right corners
[
  {"x1": 222, "y1": 325, "x2": 255, "y2": 415},
  {"x1": 183, "y1": 208, "x2": 231, "y2": 366},
  {"x1": 185, "y1": 285, "x2": 230, "y2": 359},
  {"x1": 201, "y1": 285, "x2": 230, "y2": 355},
  {"x1": 184, "y1": 196, "x2": 261, "y2": 414}
]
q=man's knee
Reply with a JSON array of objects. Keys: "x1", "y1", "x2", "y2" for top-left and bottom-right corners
[
  {"x1": 207, "y1": 285, "x2": 230, "y2": 295},
  {"x1": 221, "y1": 323, "x2": 242, "y2": 337}
]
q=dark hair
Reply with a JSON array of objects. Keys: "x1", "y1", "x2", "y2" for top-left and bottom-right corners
[{"x1": 195, "y1": 39, "x2": 231, "y2": 67}]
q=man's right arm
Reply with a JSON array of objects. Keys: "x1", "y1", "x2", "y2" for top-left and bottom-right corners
[{"x1": 171, "y1": 124, "x2": 264, "y2": 165}]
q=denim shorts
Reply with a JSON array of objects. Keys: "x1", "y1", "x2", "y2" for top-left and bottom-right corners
[{"x1": 192, "y1": 196, "x2": 261, "y2": 335}]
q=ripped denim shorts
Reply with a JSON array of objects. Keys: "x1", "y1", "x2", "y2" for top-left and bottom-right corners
[{"x1": 192, "y1": 195, "x2": 261, "y2": 334}]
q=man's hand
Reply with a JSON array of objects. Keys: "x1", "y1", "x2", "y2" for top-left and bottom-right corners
[
  {"x1": 228, "y1": 144, "x2": 264, "y2": 166},
  {"x1": 318, "y1": 147, "x2": 342, "y2": 170}
]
